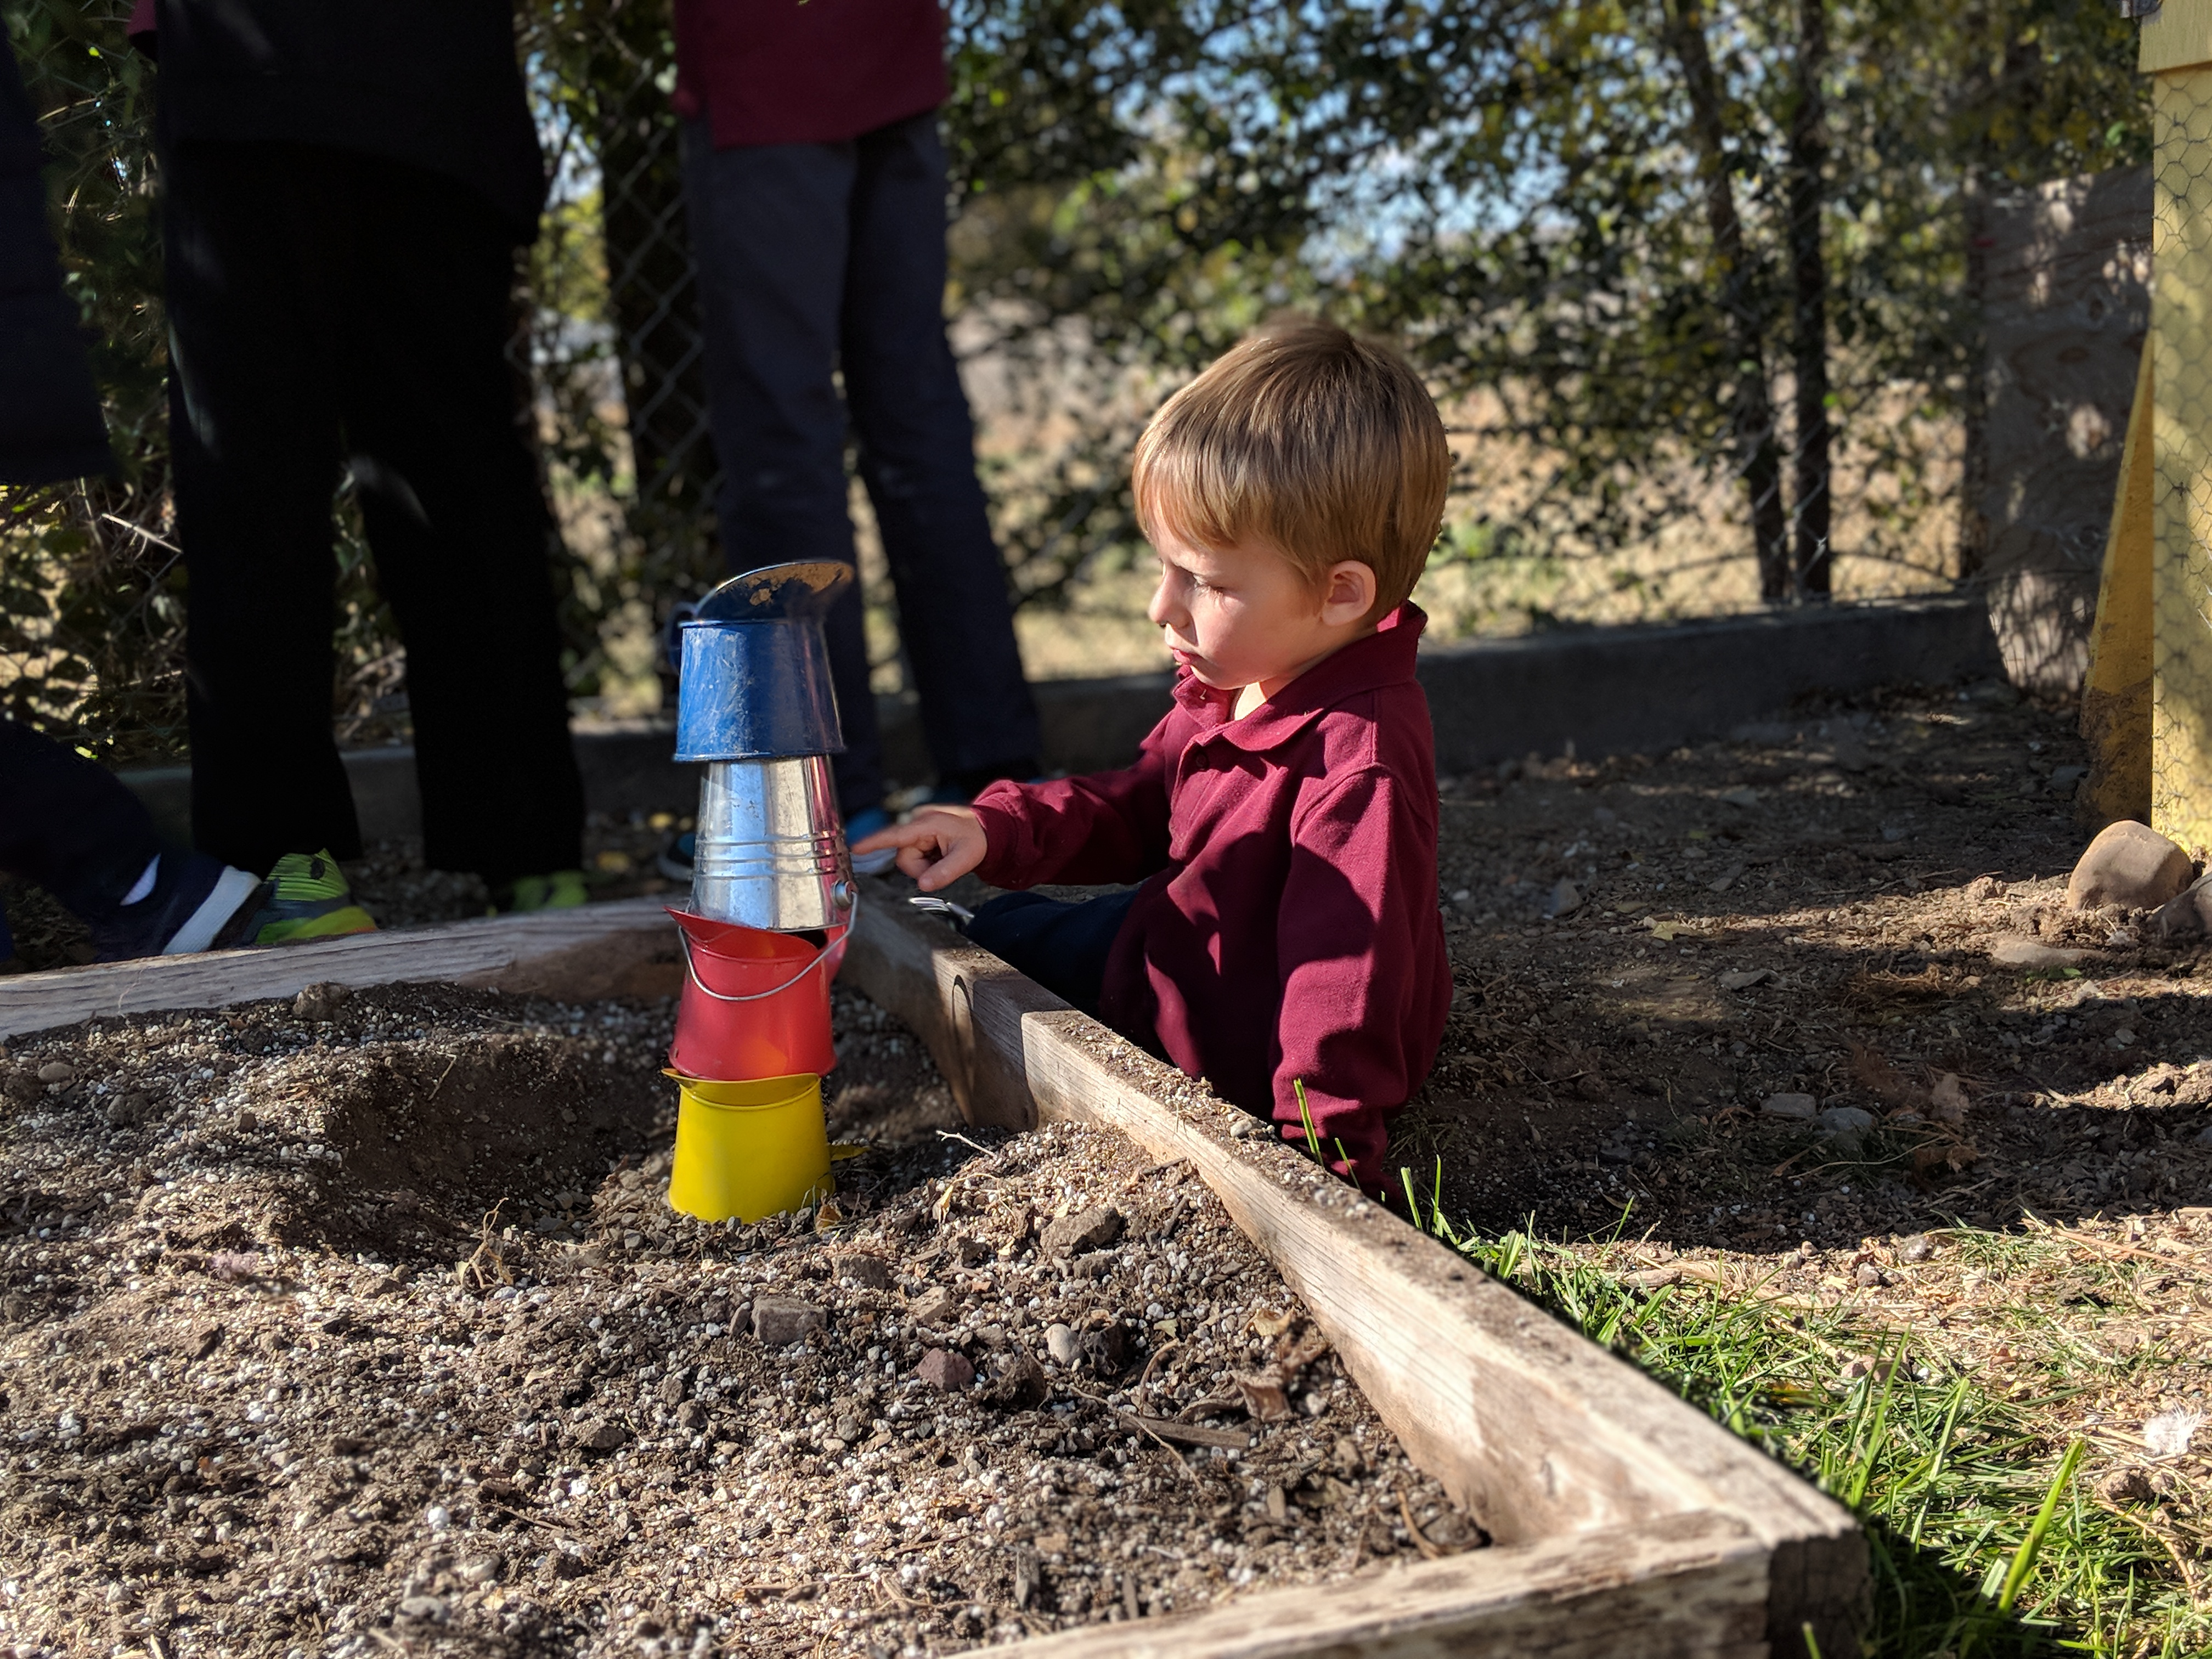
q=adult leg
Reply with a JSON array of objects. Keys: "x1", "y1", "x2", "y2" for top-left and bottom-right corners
[
  {"x1": 312, "y1": 150, "x2": 584, "y2": 887},
  {"x1": 0, "y1": 718, "x2": 263, "y2": 958},
  {"x1": 842, "y1": 114, "x2": 1039, "y2": 795},
  {"x1": 679, "y1": 123, "x2": 886, "y2": 817},
  {"x1": 164, "y1": 138, "x2": 359, "y2": 871}
]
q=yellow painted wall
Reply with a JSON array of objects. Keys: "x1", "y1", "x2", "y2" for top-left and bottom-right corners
[{"x1": 2151, "y1": 66, "x2": 2212, "y2": 852}]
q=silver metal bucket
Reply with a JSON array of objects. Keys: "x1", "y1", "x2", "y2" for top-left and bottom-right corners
[{"x1": 690, "y1": 756, "x2": 856, "y2": 931}]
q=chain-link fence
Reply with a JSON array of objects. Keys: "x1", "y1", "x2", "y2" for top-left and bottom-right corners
[{"x1": 3, "y1": 1, "x2": 2143, "y2": 771}]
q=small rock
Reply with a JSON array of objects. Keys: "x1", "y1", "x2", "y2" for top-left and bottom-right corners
[
  {"x1": 983, "y1": 1352, "x2": 1049, "y2": 1410},
  {"x1": 2101, "y1": 1468, "x2": 2157, "y2": 1506},
  {"x1": 2066, "y1": 820, "x2": 2192, "y2": 912},
  {"x1": 908, "y1": 1285, "x2": 957, "y2": 1325},
  {"x1": 1078, "y1": 1323, "x2": 1133, "y2": 1375},
  {"x1": 1040, "y1": 1205, "x2": 1125, "y2": 1258},
  {"x1": 104, "y1": 1092, "x2": 154, "y2": 1127},
  {"x1": 1817, "y1": 1105, "x2": 1877, "y2": 1139},
  {"x1": 2151, "y1": 873, "x2": 2212, "y2": 943},
  {"x1": 751, "y1": 1297, "x2": 824, "y2": 1346},
  {"x1": 1717, "y1": 786, "x2": 1763, "y2": 809},
  {"x1": 1043, "y1": 1323, "x2": 1079, "y2": 1365},
  {"x1": 915, "y1": 1348, "x2": 975, "y2": 1391},
  {"x1": 954, "y1": 1234, "x2": 993, "y2": 1267},
  {"x1": 1762, "y1": 1093, "x2": 1818, "y2": 1121},
  {"x1": 569, "y1": 1419, "x2": 628, "y2": 1453},
  {"x1": 1989, "y1": 936, "x2": 2089, "y2": 969},
  {"x1": 2047, "y1": 764, "x2": 2088, "y2": 796},
  {"x1": 1718, "y1": 968, "x2": 1773, "y2": 991},
  {"x1": 1965, "y1": 875, "x2": 2001, "y2": 902},
  {"x1": 675, "y1": 1401, "x2": 709, "y2": 1433},
  {"x1": 35, "y1": 1061, "x2": 74, "y2": 1086},
  {"x1": 1929, "y1": 1074, "x2": 1969, "y2": 1123},
  {"x1": 1854, "y1": 1263, "x2": 1883, "y2": 1288},
  {"x1": 397, "y1": 1595, "x2": 448, "y2": 1623},
  {"x1": 293, "y1": 981, "x2": 349, "y2": 1022},
  {"x1": 232, "y1": 1108, "x2": 261, "y2": 1133},
  {"x1": 832, "y1": 1252, "x2": 891, "y2": 1289},
  {"x1": 1547, "y1": 879, "x2": 1583, "y2": 918},
  {"x1": 1898, "y1": 1234, "x2": 1934, "y2": 1263},
  {"x1": 1227, "y1": 1114, "x2": 1273, "y2": 1140},
  {"x1": 459, "y1": 1558, "x2": 503, "y2": 1587}
]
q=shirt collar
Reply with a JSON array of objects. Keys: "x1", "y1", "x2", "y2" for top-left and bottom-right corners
[{"x1": 1173, "y1": 603, "x2": 1427, "y2": 753}]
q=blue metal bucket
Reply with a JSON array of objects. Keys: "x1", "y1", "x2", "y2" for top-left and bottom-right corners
[{"x1": 673, "y1": 618, "x2": 845, "y2": 762}]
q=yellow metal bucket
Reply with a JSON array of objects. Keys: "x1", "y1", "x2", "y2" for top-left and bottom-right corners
[{"x1": 666, "y1": 1071, "x2": 833, "y2": 1224}]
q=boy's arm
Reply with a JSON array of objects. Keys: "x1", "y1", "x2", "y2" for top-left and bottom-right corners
[
  {"x1": 1269, "y1": 766, "x2": 1447, "y2": 1193},
  {"x1": 966, "y1": 724, "x2": 1175, "y2": 889}
]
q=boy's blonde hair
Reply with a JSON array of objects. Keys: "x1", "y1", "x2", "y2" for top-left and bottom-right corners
[{"x1": 1131, "y1": 316, "x2": 1449, "y2": 619}]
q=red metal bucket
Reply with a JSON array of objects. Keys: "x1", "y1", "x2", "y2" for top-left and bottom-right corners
[{"x1": 667, "y1": 908, "x2": 845, "y2": 1082}]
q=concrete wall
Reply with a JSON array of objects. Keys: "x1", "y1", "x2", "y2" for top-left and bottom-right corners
[{"x1": 120, "y1": 596, "x2": 2002, "y2": 839}]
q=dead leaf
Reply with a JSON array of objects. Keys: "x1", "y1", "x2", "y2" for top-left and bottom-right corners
[{"x1": 1233, "y1": 1374, "x2": 1294, "y2": 1421}]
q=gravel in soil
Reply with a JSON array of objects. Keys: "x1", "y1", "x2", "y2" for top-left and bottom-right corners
[
  {"x1": 1393, "y1": 681, "x2": 2212, "y2": 1252},
  {"x1": 0, "y1": 982, "x2": 1468, "y2": 1658}
]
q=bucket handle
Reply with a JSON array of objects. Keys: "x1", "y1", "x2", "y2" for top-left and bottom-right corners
[{"x1": 676, "y1": 896, "x2": 855, "y2": 1005}]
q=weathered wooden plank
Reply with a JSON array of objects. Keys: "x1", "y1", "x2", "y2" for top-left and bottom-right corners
[
  {"x1": 1007, "y1": 1511, "x2": 1765, "y2": 1659},
  {"x1": 0, "y1": 896, "x2": 680, "y2": 1039},
  {"x1": 844, "y1": 885, "x2": 1866, "y2": 1659}
]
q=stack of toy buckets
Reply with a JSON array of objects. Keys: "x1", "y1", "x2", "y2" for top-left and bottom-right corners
[{"x1": 663, "y1": 561, "x2": 859, "y2": 1225}]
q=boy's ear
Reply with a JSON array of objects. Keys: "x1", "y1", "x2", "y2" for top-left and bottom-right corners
[{"x1": 1318, "y1": 560, "x2": 1378, "y2": 627}]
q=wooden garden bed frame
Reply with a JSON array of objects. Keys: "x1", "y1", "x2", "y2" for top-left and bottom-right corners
[{"x1": 0, "y1": 884, "x2": 1865, "y2": 1657}]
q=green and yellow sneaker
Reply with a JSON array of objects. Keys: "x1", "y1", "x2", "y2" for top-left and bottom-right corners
[
  {"x1": 236, "y1": 850, "x2": 379, "y2": 945},
  {"x1": 490, "y1": 869, "x2": 589, "y2": 915}
]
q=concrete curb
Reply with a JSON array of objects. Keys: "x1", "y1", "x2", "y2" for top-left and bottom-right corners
[{"x1": 120, "y1": 596, "x2": 2001, "y2": 843}]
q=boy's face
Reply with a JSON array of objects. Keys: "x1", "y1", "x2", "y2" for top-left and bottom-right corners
[{"x1": 1147, "y1": 521, "x2": 1378, "y2": 698}]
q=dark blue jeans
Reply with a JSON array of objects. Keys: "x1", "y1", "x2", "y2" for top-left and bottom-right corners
[
  {"x1": 0, "y1": 718, "x2": 162, "y2": 958},
  {"x1": 966, "y1": 888, "x2": 1141, "y2": 1018},
  {"x1": 680, "y1": 112, "x2": 1040, "y2": 816}
]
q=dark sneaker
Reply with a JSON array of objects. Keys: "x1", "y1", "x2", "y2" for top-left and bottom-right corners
[
  {"x1": 89, "y1": 851, "x2": 265, "y2": 961},
  {"x1": 846, "y1": 806, "x2": 895, "y2": 876},
  {"x1": 232, "y1": 850, "x2": 378, "y2": 944},
  {"x1": 656, "y1": 831, "x2": 697, "y2": 883}
]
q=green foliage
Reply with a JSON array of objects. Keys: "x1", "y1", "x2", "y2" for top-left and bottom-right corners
[{"x1": 0, "y1": 0, "x2": 2157, "y2": 756}]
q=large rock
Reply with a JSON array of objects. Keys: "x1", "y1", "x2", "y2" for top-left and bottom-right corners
[
  {"x1": 2152, "y1": 873, "x2": 2212, "y2": 942},
  {"x1": 1040, "y1": 1205, "x2": 1125, "y2": 1258},
  {"x1": 2066, "y1": 820, "x2": 2193, "y2": 911},
  {"x1": 751, "y1": 1296, "x2": 823, "y2": 1346}
]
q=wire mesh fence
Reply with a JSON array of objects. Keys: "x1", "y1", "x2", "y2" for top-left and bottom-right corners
[
  {"x1": 2150, "y1": 65, "x2": 2212, "y2": 854},
  {"x1": 5, "y1": 0, "x2": 2101, "y2": 773}
]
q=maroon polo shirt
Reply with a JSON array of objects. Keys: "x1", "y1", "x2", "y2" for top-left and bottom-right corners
[
  {"x1": 970, "y1": 606, "x2": 1451, "y2": 1193},
  {"x1": 670, "y1": 0, "x2": 949, "y2": 148}
]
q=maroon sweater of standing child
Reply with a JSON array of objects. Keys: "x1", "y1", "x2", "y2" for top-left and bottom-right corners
[
  {"x1": 670, "y1": 0, "x2": 949, "y2": 148},
  {"x1": 968, "y1": 605, "x2": 1451, "y2": 1192}
]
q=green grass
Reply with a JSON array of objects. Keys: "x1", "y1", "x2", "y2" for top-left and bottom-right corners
[{"x1": 1407, "y1": 1206, "x2": 2208, "y2": 1658}]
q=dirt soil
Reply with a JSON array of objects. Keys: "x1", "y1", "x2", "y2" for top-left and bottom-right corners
[
  {"x1": 1393, "y1": 679, "x2": 2212, "y2": 1266},
  {"x1": 0, "y1": 983, "x2": 1464, "y2": 1659}
]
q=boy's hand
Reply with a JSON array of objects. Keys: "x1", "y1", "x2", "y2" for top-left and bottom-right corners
[{"x1": 850, "y1": 805, "x2": 988, "y2": 892}]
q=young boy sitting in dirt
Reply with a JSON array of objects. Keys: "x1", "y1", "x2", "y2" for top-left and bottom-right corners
[{"x1": 854, "y1": 317, "x2": 1452, "y2": 1193}]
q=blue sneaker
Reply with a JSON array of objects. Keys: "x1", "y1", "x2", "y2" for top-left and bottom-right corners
[
  {"x1": 847, "y1": 806, "x2": 896, "y2": 877},
  {"x1": 657, "y1": 831, "x2": 697, "y2": 883},
  {"x1": 89, "y1": 851, "x2": 265, "y2": 961}
]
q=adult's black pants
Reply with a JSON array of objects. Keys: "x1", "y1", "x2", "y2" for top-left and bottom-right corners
[
  {"x1": 164, "y1": 139, "x2": 582, "y2": 885},
  {"x1": 681, "y1": 113, "x2": 1041, "y2": 815}
]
